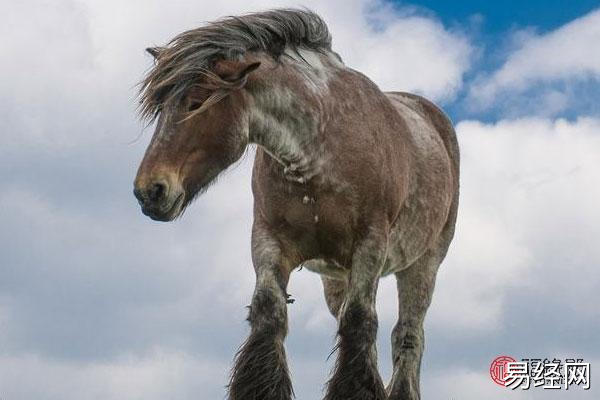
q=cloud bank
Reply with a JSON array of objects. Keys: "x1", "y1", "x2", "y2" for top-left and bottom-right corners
[
  {"x1": 0, "y1": 0, "x2": 598, "y2": 399},
  {"x1": 468, "y1": 8, "x2": 600, "y2": 116}
]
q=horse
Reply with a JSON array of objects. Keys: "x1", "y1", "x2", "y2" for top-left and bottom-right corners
[{"x1": 133, "y1": 9, "x2": 459, "y2": 400}]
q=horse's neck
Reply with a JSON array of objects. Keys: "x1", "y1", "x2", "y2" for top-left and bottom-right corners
[
  {"x1": 248, "y1": 91, "x2": 318, "y2": 170},
  {"x1": 248, "y1": 69, "x2": 329, "y2": 182}
]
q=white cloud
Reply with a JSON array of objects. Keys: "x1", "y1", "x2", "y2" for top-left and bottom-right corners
[
  {"x1": 321, "y1": 1, "x2": 472, "y2": 100},
  {"x1": 2, "y1": 1, "x2": 600, "y2": 399},
  {"x1": 85, "y1": 0, "x2": 472, "y2": 102},
  {"x1": 428, "y1": 116, "x2": 600, "y2": 333},
  {"x1": 469, "y1": 8, "x2": 600, "y2": 108},
  {"x1": 423, "y1": 356, "x2": 600, "y2": 399},
  {"x1": 0, "y1": 350, "x2": 228, "y2": 400},
  {"x1": 0, "y1": 0, "x2": 475, "y2": 359},
  {"x1": 425, "y1": 368, "x2": 529, "y2": 400},
  {"x1": 0, "y1": 0, "x2": 473, "y2": 150}
]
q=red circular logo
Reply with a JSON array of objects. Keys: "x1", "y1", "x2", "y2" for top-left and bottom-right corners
[{"x1": 490, "y1": 355, "x2": 516, "y2": 386}]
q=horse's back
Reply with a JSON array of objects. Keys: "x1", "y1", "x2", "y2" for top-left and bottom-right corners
[
  {"x1": 386, "y1": 91, "x2": 459, "y2": 177},
  {"x1": 383, "y1": 91, "x2": 459, "y2": 274}
]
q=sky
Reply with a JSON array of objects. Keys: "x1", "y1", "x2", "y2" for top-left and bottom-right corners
[{"x1": 0, "y1": 0, "x2": 599, "y2": 399}]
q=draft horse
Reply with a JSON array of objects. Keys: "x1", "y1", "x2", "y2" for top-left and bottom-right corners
[{"x1": 134, "y1": 9, "x2": 459, "y2": 400}]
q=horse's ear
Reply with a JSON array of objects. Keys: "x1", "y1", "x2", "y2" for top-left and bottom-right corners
[
  {"x1": 233, "y1": 62, "x2": 261, "y2": 81},
  {"x1": 146, "y1": 47, "x2": 164, "y2": 59},
  {"x1": 214, "y1": 60, "x2": 261, "y2": 88}
]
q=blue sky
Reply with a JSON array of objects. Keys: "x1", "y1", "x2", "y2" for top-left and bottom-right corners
[
  {"x1": 0, "y1": 0, "x2": 599, "y2": 399},
  {"x1": 399, "y1": 0, "x2": 600, "y2": 34},
  {"x1": 395, "y1": 0, "x2": 600, "y2": 122}
]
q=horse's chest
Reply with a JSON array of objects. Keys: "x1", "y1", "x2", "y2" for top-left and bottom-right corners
[{"x1": 270, "y1": 188, "x2": 356, "y2": 261}]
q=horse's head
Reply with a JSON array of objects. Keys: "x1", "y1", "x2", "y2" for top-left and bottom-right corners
[{"x1": 134, "y1": 49, "x2": 260, "y2": 221}]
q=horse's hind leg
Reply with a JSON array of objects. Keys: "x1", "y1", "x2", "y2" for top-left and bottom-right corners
[{"x1": 386, "y1": 251, "x2": 440, "y2": 400}]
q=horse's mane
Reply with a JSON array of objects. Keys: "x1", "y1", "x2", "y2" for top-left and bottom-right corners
[{"x1": 138, "y1": 8, "x2": 332, "y2": 121}]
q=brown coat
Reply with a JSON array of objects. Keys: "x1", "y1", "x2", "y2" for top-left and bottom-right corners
[{"x1": 134, "y1": 9, "x2": 459, "y2": 400}]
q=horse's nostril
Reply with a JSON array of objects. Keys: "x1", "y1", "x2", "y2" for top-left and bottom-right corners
[
  {"x1": 134, "y1": 180, "x2": 169, "y2": 208},
  {"x1": 133, "y1": 187, "x2": 144, "y2": 203},
  {"x1": 148, "y1": 182, "x2": 166, "y2": 202}
]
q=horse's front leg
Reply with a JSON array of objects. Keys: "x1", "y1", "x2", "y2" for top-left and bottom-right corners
[
  {"x1": 228, "y1": 221, "x2": 294, "y2": 400},
  {"x1": 325, "y1": 228, "x2": 388, "y2": 400}
]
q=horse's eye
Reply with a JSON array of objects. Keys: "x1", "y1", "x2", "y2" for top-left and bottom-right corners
[{"x1": 188, "y1": 101, "x2": 202, "y2": 112}]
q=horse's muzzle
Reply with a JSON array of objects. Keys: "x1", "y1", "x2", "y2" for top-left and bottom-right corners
[{"x1": 133, "y1": 179, "x2": 184, "y2": 221}]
